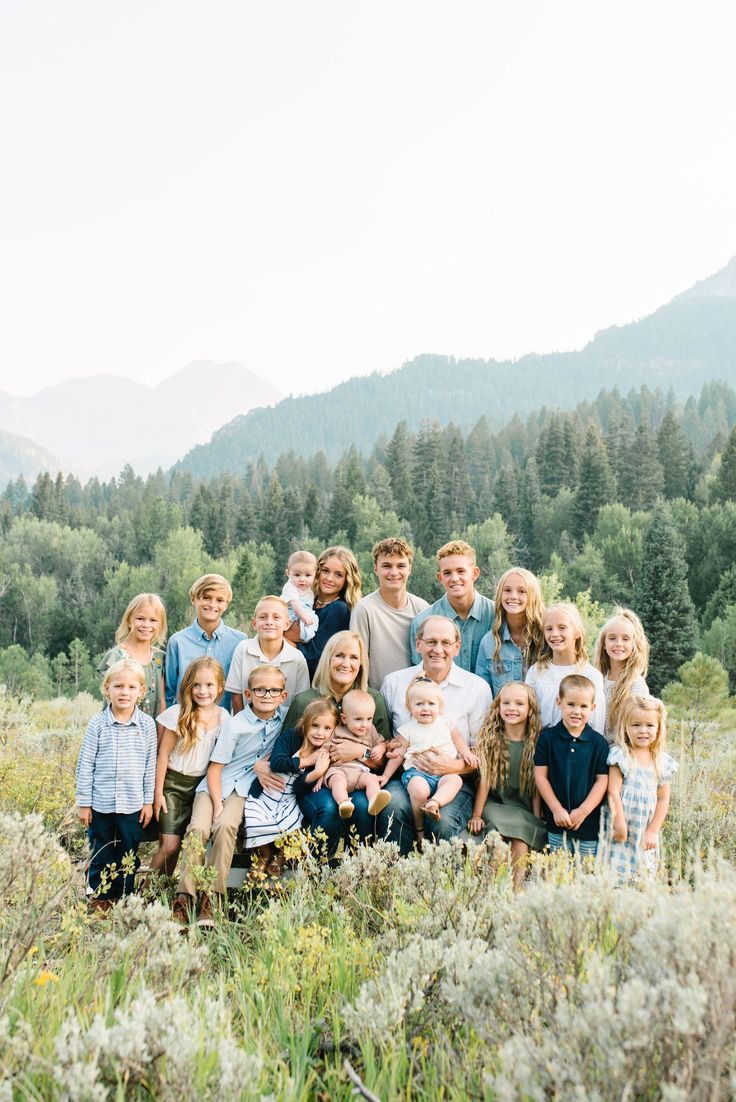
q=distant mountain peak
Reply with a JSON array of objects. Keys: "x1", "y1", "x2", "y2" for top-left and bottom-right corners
[{"x1": 676, "y1": 255, "x2": 736, "y2": 301}]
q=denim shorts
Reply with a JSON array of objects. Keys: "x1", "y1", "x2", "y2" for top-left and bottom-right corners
[
  {"x1": 547, "y1": 831, "x2": 598, "y2": 857},
  {"x1": 400, "y1": 767, "x2": 440, "y2": 796}
]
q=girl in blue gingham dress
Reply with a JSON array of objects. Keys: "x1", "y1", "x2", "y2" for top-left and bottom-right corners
[{"x1": 602, "y1": 694, "x2": 677, "y2": 881}]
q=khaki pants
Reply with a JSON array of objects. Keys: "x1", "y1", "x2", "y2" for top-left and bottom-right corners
[{"x1": 176, "y1": 790, "x2": 245, "y2": 897}]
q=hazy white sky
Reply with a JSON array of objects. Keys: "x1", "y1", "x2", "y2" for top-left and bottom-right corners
[{"x1": 1, "y1": 1, "x2": 735, "y2": 398}]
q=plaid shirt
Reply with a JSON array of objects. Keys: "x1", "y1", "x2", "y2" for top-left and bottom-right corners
[{"x1": 76, "y1": 705, "x2": 157, "y2": 813}]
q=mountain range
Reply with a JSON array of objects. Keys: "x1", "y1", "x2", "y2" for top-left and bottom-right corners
[
  {"x1": 0, "y1": 361, "x2": 282, "y2": 481},
  {"x1": 3, "y1": 256, "x2": 736, "y2": 485},
  {"x1": 174, "y1": 255, "x2": 736, "y2": 478}
]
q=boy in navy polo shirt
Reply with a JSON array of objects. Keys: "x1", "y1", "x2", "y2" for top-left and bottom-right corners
[{"x1": 534, "y1": 673, "x2": 609, "y2": 856}]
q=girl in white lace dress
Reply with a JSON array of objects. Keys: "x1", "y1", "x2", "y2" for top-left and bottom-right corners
[{"x1": 602, "y1": 694, "x2": 677, "y2": 881}]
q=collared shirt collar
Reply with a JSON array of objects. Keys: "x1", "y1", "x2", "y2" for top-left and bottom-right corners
[
  {"x1": 245, "y1": 637, "x2": 294, "y2": 662},
  {"x1": 439, "y1": 591, "x2": 484, "y2": 622},
  {"x1": 103, "y1": 703, "x2": 139, "y2": 728},
  {"x1": 415, "y1": 660, "x2": 463, "y2": 688},
  {"x1": 192, "y1": 618, "x2": 221, "y2": 642},
  {"x1": 556, "y1": 721, "x2": 592, "y2": 742}
]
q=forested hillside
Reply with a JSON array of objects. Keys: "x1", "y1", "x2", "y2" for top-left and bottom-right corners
[
  {"x1": 4, "y1": 379, "x2": 736, "y2": 699},
  {"x1": 176, "y1": 289, "x2": 736, "y2": 476}
]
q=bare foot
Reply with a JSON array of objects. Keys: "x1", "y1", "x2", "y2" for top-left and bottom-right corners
[{"x1": 421, "y1": 799, "x2": 441, "y2": 821}]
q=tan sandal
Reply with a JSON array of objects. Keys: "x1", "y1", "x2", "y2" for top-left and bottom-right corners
[{"x1": 421, "y1": 799, "x2": 441, "y2": 821}]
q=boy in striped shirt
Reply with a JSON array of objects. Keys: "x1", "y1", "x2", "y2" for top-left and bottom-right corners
[{"x1": 76, "y1": 658, "x2": 157, "y2": 911}]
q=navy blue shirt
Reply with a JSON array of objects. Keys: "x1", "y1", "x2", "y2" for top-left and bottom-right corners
[
  {"x1": 534, "y1": 721, "x2": 609, "y2": 841},
  {"x1": 299, "y1": 599, "x2": 351, "y2": 680}
]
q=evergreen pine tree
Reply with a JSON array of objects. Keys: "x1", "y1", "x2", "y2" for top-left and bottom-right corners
[
  {"x1": 573, "y1": 425, "x2": 615, "y2": 537},
  {"x1": 634, "y1": 502, "x2": 697, "y2": 694},
  {"x1": 518, "y1": 457, "x2": 542, "y2": 567},
  {"x1": 536, "y1": 416, "x2": 567, "y2": 496},
  {"x1": 30, "y1": 472, "x2": 55, "y2": 520},
  {"x1": 657, "y1": 410, "x2": 691, "y2": 500},
  {"x1": 714, "y1": 424, "x2": 736, "y2": 502},
  {"x1": 234, "y1": 495, "x2": 257, "y2": 545},
  {"x1": 385, "y1": 421, "x2": 414, "y2": 522},
  {"x1": 493, "y1": 465, "x2": 519, "y2": 533},
  {"x1": 189, "y1": 484, "x2": 212, "y2": 534},
  {"x1": 442, "y1": 425, "x2": 472, "y2": 532},
  {"x1": 624, "y1": 424, "x2": 664, "y2": 510},
  {"x1": 259, "y1": 474, "x2": 289, "y2": 562}
]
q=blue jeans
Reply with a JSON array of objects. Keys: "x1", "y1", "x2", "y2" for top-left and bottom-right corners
[
  {"x1": 401, "y1": 767, "x2": 440, "y2": 796},
  {"x1": 547, "y1": 831, "x2": 598, "y2": 858},
  {"x1": 88, "y1": 810, "x2": 143, "y2": 899},
  {"x1": 297, "y1": 786, "x2": 374, "y2": 861},
  {"x1": 376, "y1": 776, "x2": 475, "y2": 854}
]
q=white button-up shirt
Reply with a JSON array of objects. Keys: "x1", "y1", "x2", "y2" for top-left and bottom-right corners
[{"x1": 380, "y1": 662, "x2": 492, "y2": 745}]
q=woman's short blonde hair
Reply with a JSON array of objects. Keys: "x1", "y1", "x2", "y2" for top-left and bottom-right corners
[{"x1": 312, "y1": 631, "x2": 369, "y2": 696}]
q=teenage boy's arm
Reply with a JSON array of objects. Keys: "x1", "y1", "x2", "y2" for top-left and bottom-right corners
[
  {"x1": 534, "y1": 765, "x2": 573, "y2": 830},
  {"x1": 163, "y1": 639, "x2": 179, "y2": 708},
  {"x1": 569, "y1": 774, "x2": 609, "y2": 832}
]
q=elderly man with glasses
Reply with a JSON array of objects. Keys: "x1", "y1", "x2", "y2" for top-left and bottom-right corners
[{"x1": 378, "y1": 615, "x2": 492, "y2": 852}]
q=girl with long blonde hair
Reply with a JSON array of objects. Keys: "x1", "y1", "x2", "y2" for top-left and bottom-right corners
[
  {"x1": 593, "y1": 608, "x2": 650, "y2": 745},
  {"x1": 151, "y1": 657, "x2": 228, "y2": 875},
  {"x1": 468, "y1": 682, "x2": 547, "y2": 889},
  {"x1": 475, "y1": 568, "x2": 545, "y2": 694},
  {"x1": 525, "y1": 603, "x2": 606, "y2": 734}
]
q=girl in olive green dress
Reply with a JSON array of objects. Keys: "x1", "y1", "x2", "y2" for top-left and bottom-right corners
[{"x1": 468, "y1": 681, "x2": 547, "y2": 889}]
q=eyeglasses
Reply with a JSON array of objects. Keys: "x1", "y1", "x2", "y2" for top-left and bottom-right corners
[
  {"x1": 250, "y1": 686, "x2": 284, "y2": 698},
  {"x1": 420, "y1": 638, "x2": 456, "y2": 649}
]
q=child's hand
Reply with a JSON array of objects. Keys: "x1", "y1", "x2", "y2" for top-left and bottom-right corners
[
  {"x1": 154, "y1": 793, "x2": 167, "y2": 820},
  {"x1": 140, "y1": 803, "x2": 153, "y2": 828},
  {"x1": 553, "y1": 807, "x2": 574, "y2": 830},
  {"x1": 78, "y1": 806, "x2": 92, "y2": 828},
  {"x1": 461, "y1": 749, "x2": 479, "y2": 769},
  {"x1": 315, "y1": 749, "x2": 331, "y2": 775},
  {"x1": 467, "y1": 815, "x2": 485, "y2": 834},
  {"x1": 377, "y1": 774, "x2": 390, "y2": 788},
  {"x1": 613, "y1": 816, "x2": 627, "y2": 843},
  {"x1": 568, "y1": 807, "x2": 586, "y2": 831},
  {"x1": 368, "y1": 741, "x2": 387, "y2": 763},
  {"x1": 643, "y1": 829, "x2": 659, "y2": 850},
  {"x1": 313, "y1": 778, "x2": 324, "y2": 792}
]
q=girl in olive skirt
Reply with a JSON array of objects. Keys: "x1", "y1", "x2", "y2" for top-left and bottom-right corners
[{"x1": 151, "y1": 657, "x2": 229, "y2": 876}]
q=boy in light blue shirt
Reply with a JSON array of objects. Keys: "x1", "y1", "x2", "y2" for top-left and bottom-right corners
[
  {"x1": 164, "y1": 573, "x2": 247, "y2": 710},
  {"x1": 410, "y1": 541, "x2": 493, "y2": 673}
]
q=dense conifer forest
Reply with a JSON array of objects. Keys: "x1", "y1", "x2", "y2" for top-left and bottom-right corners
[{"x1": 3, "y1": 379, "x2": 736, "y2": 698}]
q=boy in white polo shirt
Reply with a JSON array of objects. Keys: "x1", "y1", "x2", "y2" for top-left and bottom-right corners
[
  {"x1": 226, "y1": 595, "x2": 310, "y2": 712},
  {"x1": 350, "y1": 538, "x2": 429, "y2": 690}
]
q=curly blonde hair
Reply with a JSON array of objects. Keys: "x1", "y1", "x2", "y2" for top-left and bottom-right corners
[
  {"x1": 474, "y1": 682, "x2": 541, "y2": 797},
  {"x1": 536, "y1": 603, "x2": 588, "y2": 670},
  {"x1": 615, "y1": 694, "x2": 668, "y2": 779},
  {"x1": 314, "y1": 546, "x2": 362, "y2": 610},
  {"x1": 490, "y1": 568, "x2": 545, "y2": 670},
  {"x1": 593, "y1": 608, "x2": 650, "y2": 738},
  {"x1": 176, "y1": 658, "x2": 225, "y2": 754}
]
